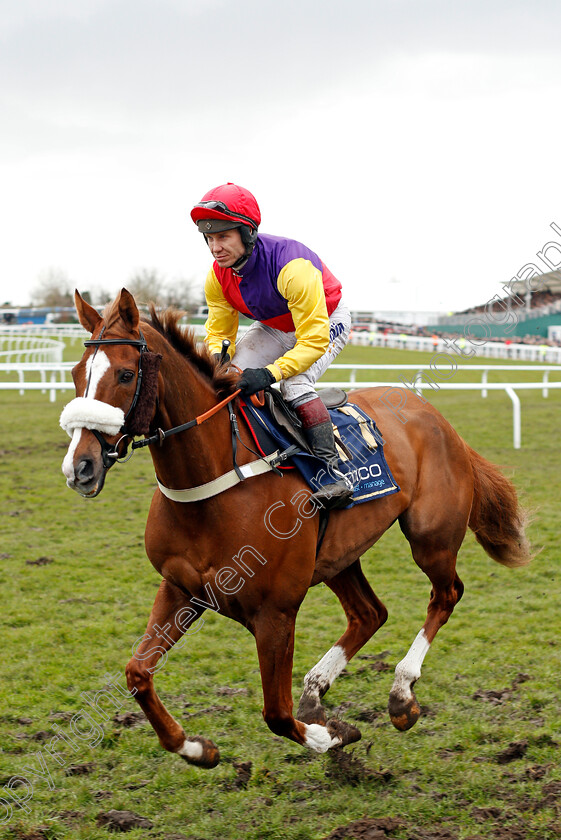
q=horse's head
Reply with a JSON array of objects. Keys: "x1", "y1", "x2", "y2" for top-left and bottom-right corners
[{"x1": 61, "y1": 289, "x2": 161, "y2": 497}]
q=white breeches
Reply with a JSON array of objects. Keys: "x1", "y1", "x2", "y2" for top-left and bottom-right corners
[{"x1": 232, "y1": 301, "x2": 351, "y2": 404}]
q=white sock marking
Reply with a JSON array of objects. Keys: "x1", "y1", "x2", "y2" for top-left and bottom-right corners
[
  {"x1": 177, "y1": 739, "x2": 204, "y2": 761},
  {"x1": 303, "y1": 645, "x2": 348, "y2": 701},
  {"x1": 303, "y1": 723, "x2": 342, "y2": 753},
  {"x1": 391, "y1": 629, "x2": 431, "y2": 702}
]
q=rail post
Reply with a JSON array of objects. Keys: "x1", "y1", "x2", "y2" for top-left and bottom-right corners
[{"x1": 505, "y1": 387, "x2": 521, "y2": 449}]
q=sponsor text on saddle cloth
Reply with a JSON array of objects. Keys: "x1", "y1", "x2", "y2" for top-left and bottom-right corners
[{"x1": 240, "y1": 399, "x2": 400, "y2": 508}]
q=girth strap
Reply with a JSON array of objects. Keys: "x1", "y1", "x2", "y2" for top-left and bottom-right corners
[{"x1": 156, "y1": 450, "x2": 285, "y2": 503}]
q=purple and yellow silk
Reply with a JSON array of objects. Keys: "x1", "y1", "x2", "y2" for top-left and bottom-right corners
[{"x1": 204, "y1": 234, "x2": 343, "y2": 381}]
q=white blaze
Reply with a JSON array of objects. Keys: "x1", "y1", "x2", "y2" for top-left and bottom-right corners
[
  {"x1": 86, "y1": 350, "x2": 110, "y2": 398},
  {"x1": 61, "y1": 350, "x2": 112, "y2": 483},
  {"x1": 62, "y1": 428, "x2": 82, "y2": 481}
]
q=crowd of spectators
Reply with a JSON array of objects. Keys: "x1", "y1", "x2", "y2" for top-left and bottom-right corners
[
  {"x1": 437, "y1": 332, "x2": 560, "y2": 348},
  {"x1": 455, "y1": 288, "x2": 561, "y2": 317},
  {"x1": 349, "y1": 285, "x2": 561, "y2": 347},
  {"x1": 351, "y1": 319, "x2": 561, "y2": 348}
]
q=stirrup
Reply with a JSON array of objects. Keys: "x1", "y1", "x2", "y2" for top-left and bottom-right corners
[{"x1": 311, "y1": 480, "x2": 354, "y2": 511}]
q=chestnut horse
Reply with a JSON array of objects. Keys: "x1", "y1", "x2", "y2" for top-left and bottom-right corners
[{"x1": 61, "y1": 289, "x2": 532, "y2": 768}]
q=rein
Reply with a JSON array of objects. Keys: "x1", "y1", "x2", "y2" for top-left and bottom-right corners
[{"x1": 131, "y1": 389, "x2": 241, "y2": 451}]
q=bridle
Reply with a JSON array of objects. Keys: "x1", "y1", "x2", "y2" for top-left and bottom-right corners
[
  {"x1": 81, "y1": 327, "x2": 244, "y2": 473},
  {"x1": 63, "y1": 327, "x2": 302, "y2": 502},
  {"x1": 83, "y1": 325, "x2": 150, "y2": 469}
]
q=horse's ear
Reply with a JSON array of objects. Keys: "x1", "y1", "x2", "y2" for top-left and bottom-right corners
[
  {"x1": 118, "y1": 288, "x2": 140, "y2": 332},
  {"x1": 75, "y1": 290, "x2": 102, "y2": 333}
]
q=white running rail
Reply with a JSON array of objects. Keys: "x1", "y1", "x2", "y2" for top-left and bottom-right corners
[
  {"x1": 2, "y1": 322, "x2": 560, "y2": 362},
  {"x1": 348, "y1": 331, "x2": 561, "y2": 363},
  {"x1": 316, "y1": 378, "x2": 561, "y2": 449},
  {"x1": 0, "y1": 334, "x2": 65, "y2": 363},
  {"x1": 1, "y1": 361, "x2": 560, "y2": 449}
]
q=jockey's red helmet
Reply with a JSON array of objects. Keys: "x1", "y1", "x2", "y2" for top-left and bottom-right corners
[{"x1": 191, "y1": 183, "x2": 261, "y2": 233}]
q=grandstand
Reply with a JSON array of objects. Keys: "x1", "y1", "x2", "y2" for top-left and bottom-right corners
[
  {"x1": 0, "y1": 306, "x2": 77, "y2": 325},
  {"x1": 345, "y1": 270, "x2": 561, "y2": 348},
  {"x1": 427, "y1": 269, "x2": 561, "y2": 341}
]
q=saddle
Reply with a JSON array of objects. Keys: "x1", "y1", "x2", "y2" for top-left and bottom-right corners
[
  {"x1": 262, "y1": 387, "x2": 349, "y2": 454},
  {"x1": 239, "y1": 387, "x2": 400, "y2": 510}
]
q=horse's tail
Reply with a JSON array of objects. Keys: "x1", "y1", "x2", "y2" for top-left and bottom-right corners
[{"x1": 467, "y1": 446, "x2": 533, "y2": 568}]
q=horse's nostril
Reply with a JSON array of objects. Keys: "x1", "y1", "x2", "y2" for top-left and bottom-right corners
[{"x1": 76, "y1": 458, "x2": 94, "y2": 482}]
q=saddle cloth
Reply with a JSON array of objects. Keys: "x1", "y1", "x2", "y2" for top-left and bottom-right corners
[{"x1": 239, "y1": 397, "x2": 400, "y2": 508}]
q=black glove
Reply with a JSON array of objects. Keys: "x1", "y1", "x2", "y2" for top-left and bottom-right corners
[{"x1": 237, "y1": 367, "x2": 275, "y2": 396}]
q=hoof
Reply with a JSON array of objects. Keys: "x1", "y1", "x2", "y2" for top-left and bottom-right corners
[
  {"x1": 177, "y1": 736, "x2": 220, "y2": 768},
  {"x1": 388, "y1": 694, "x2": 421, "y2": 731},
  {"x1": 297, "y1": 695, "x2": 328, "y2": 726},
  {"x1": 326, "y1": 718, "x2": 362, "y2": 747}
]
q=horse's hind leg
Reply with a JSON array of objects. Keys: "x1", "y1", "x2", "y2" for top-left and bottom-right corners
[
  {"x1": 125, "y1": 579, "x2": 219, "y2": 768},
  {"x1": 297, "y1": 559, "x2": 388, "y2": 735},
  {"x1": 388, "y1": 543, "x2": 464, "y2": 732}
]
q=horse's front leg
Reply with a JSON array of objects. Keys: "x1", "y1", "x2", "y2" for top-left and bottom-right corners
[
  {"x1": 253, "y1": 607, "x2": 357, "y2": 753},
  {"x1": 125, "y1": 579, "x2": 219, "y2": 768}
]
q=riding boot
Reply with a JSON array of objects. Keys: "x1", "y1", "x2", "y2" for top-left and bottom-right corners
[{"x1": 293, "y1": 397, "x2": 354, "y2": 511}]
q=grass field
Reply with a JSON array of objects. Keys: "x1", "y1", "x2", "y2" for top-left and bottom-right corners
[{"x1": 1, "y1": 343, "x2": 560, "y2": 840}]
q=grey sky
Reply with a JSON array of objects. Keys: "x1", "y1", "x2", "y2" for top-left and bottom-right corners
[{"x1": 1, "y1": 0, "x2": 560, "y2": 311}]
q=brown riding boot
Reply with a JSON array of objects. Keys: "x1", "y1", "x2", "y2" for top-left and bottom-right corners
[{"x1": 294, "y1": 397, "x2": 354, "y2": 511}]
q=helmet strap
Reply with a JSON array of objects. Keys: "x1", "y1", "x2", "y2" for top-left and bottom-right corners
[
  {"x1": 231, "y1": 225, "x2": 257, "y2": 271},
  {"x1": 201, "y1": 224, "x2": 257, "y2": 272}
]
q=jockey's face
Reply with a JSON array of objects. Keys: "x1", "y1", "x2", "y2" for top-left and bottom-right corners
[{"x1": 206, "y1": 228, "x2": 245, "y2": 268}]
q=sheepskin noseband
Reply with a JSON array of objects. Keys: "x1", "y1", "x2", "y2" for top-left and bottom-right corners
[{"x1": 60, "y1": 397, "x2": 125, "y2": 437}]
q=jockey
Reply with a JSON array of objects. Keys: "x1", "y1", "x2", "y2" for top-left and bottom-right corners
[{"x1": 191, "y1": 182, "x2": 353, "y2": 510}]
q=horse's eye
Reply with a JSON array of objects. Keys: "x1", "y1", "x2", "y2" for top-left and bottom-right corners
[{"x1": 119, "y1": 370, "x2": 135, "y2": 384}]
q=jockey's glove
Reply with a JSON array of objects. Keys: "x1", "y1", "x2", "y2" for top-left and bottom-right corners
[{"x1": 237, "y1": 367, "x2": 275, "y2": 396}]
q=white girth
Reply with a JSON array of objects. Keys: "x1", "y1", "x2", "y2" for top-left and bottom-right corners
[
  {"x1": 156, "y1": 451, "x2": 282, "y2": 503},
  {"x1": 60, "y1": 397, "x2": 125, "y2": 437}
]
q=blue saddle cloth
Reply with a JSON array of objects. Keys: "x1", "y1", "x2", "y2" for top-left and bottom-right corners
[{"x1": 240, "y1": 399, "x2": 400, "y2": 508}]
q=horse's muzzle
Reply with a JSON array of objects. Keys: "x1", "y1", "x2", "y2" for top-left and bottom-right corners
[
  {"x1": 62, "y1": 429, "x2": 108, "y2": 498},
  {"x1": 66, "y1": 467, "x2": 107, "y2": 498},
  {"x1": 67, "y1": 457, "x2": 106, "y2": 498}
]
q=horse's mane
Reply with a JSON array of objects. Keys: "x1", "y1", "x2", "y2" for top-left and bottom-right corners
[{"x1": 144, "y1": 305, "x2": 240, "y2": 398}]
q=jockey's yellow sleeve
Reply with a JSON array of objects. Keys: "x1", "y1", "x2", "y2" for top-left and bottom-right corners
[
  {"x1": 269, "y1": 259, "x2": 330, "y2": 380},
  {"x1": 204, "y1": 269, "x2": 240, "y2": 359}
]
